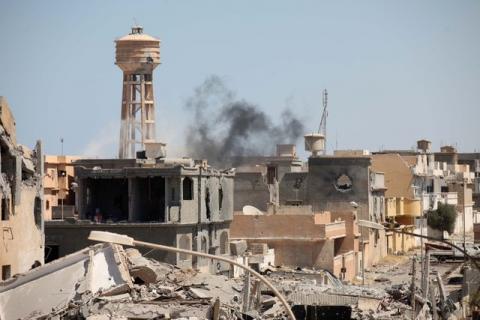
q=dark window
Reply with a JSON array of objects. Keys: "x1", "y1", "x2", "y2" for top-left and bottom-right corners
[
  {"x1": 267, "y1": 166, "x2": 277, "y2": 184},
  {"x1": 45, "y1": 244, "x2": 60, "y2": 263},
  {"x1": 205, "y1": 187, "x2": 211, "y2": 220},
  {"x1": 171, "y1": 188, "x2": 175, "y2": 201},
  {"x1": 1, "y1": 197, "x2": 8, "y2": 221},
  {"x1": 219, "y1": 187, "x2": 223, "y2": 211},
  {"x1": 426, "y1": 183, "x2": 434, "y2": 193},
  {"x1": 183, "y1": 177, "x2": 193, "y2": 200},
  {"x1": 34, "y1": 196, "x2": 42, "y2": 228},
  {"x1": 46, "y1": 200, "x2": 50, "y2": 210},
  {"x1": 441, "y1": 186, "x2": 449, "y2": 193},
  {"x1": 447, "y1": 276, "x2": 463, "y2": 285},
  {"x1": 1, "y1": 265, "x2": 11, "y2": 280}
]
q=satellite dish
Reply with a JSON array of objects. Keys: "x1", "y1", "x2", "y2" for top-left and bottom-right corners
[{"x1": 242, "y1": 205, "x2": 264, "y2": 215}]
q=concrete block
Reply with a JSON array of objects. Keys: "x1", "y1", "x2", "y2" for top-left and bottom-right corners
[
  {"x1": 144, "y1": 142, "x2": 166, "y2": 159},
  {"x1": 230, "y1": 240, "x2": 247, "y2": 256},
  {"x1": 249, "y1": 243, "x2": 268, "y2": 255},
  {"x1": 248, "y1": 254, "x2": 265, "y2": 264}
]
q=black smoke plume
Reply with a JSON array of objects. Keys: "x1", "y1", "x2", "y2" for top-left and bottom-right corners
[{"x1": 185, "y1": 75, "x2": 304, "y2": 167}]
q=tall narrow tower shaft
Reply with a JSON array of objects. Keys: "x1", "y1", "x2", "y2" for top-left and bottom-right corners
[{"x1": 115, "y1": 26, "x2": 160, "y2": 159}]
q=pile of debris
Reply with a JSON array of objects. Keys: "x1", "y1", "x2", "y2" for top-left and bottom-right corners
[
  {"x1": 1, "y1": 242, "x2": 469, "y2": 320},
  {"x1": 0, "y1": 243, "x2": 288, "y2": 320}
]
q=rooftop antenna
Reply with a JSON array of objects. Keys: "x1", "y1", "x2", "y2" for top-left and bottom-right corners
[
  {"x1": 317, "y1": 89, "x2": 328, "y2": 155},
  {"x1": 304, "y1": 89, "x2": 328, "y2": 157}
]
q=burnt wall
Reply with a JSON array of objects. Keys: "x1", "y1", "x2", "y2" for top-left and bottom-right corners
[
  {"x1": 279, "y1": 172, "x2": 308, "y2": 205},
  {"x1": 234, "y1": 172, "x2": 269, "y2": 212},
  {"x1": 306, "y1": 157, "x2": 371, "y2": 221}
]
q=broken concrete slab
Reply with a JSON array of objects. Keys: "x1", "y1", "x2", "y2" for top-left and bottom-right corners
[
  {"x1": 230, "y1": 240, "x2": 248, "y2": 256},
  {"x1": 125, "y1": 248, "x2": 173, "y2": 284},
  {"x1": 249, "y1": 243, "x2": 269, "y2": 255},
  {"x1": 0, "y1": 243, "x2": 132, "y2": 320}
]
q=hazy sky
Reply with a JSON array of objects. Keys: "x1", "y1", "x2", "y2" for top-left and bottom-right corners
[{"x1": 1, "y1": 0, "x2": 479, "y2": 159}]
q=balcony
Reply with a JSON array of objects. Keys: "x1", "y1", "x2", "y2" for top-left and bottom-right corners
[
  {"x1": 321, "y1": 221, "x2": 346, "y2": 239},
  {"x1": 403, "y1": 199, "x2": 422, "y2": 217}
]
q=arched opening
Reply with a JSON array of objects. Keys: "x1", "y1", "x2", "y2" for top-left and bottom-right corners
[
  {"x1": 183, "y1": 177, "x2": 193, "y2": 200},
  {"x1": 178, "y1": 235, "x2": 191, "y2": 261},
  {"x1": 220, "y1": 231, "x2": 229, "y2": 254},
  {"x1": 201, "y1": 236, "x2": 207, "y2": 253}
]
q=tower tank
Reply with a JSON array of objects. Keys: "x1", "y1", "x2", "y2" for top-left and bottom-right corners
[
  {"x1": 116, "y1": 26, "x2": 161, "y2": 159},
  {"x1": 115, "y1": 26, "x2": 160, "y2": 73}
]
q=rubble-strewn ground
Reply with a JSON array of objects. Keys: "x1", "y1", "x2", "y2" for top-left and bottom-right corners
[
  {"x1": 2, "y1": 244, "x2": 474, "y2": 320},
  {"x1": 363, "y1": 251, "x2": 462, "y2": 291}
]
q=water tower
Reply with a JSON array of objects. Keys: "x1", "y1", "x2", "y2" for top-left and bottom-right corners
[
  {"x1": 116, "y1": 26, "x2": 160, "y2": 159},
  {"x1": 304, "y1": 133, "x2": 325, "y2": 156}
]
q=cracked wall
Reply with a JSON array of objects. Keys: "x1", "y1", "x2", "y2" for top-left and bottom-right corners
[{"x1": 0, "y1": 97, "x2": 44, "y2": 279}]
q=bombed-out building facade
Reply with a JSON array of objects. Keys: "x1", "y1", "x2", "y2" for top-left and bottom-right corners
[
  {"x1": 46, "y1": 157, "x2": 234, "y2": 272},
  {"x1": 0, "y1": 97, "x2": 44, "y2": 280},
  {"x1": 232, "y1": 137, "x2": 387, "y2": 279}
]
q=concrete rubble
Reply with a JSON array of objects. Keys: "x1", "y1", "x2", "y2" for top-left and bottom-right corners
[
  {"x1": 0, "y1": 244, "x2": 257, "y2": 320},
  {"x1": 1, "y1": 242, "x2": 468, "y2": 320}
]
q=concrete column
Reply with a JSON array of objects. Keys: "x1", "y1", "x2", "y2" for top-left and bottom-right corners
[
  {"x1": 13, "y1": 154, "x2": 22, "y2": 206},
  {"x1": 76, "y1": 178, "x2": 85, "y2": 219},
  {"x1": 128, "y1": 178, "x2": 135, "y2": 222}
]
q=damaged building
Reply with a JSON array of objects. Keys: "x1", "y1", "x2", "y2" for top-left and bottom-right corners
[
  {"x1": 230, "y1": 207, "x2": 360, "y2": 281},
  {"x1": 45, "y1": 27, "x2": 235, "y2": 274},
  {"x1": 45, "y1": 157, "x2": 234, "y2": 272},
  {"x1": 0, "y1": 96, "x2": 44, "y2": 280},
  {"x1": 232, "y1": 140, "x2": 385, "y2": 278}
]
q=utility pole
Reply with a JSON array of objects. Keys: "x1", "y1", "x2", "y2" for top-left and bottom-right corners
[
  {"x1": 464, "y1": 178, "x2": 467, "y2": 262},
  {"x1": 243, "y1": 257, "x2": 251, "y2": 313},
  {"x1": 429, "y1": 279, "x2": 438, "y2": 320},
  {"x1": 422, "y1": 251, "x2": 430, "y2": 299},
  {"x1": 361, "y1": 225, "x2": 366, "y2": 286},
  {"x1": 411, "y1": 255, "x2": 416, "y2": 319}
]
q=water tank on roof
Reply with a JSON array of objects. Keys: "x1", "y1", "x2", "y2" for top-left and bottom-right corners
[{"x1": 304, "y1": 133, "x2": 325, "y2": 157}]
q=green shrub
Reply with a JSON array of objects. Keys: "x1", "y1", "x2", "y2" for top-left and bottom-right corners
[{"x1": 427, "y1": 202, "x2": 457, "y2": 234}]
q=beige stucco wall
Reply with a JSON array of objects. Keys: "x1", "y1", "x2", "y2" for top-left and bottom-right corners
[
  {"x1": 0, "y1": 184, "x2": 44, "y2": 276},
  {"x1": 371, "y1": 154, "x2": 414, "y2": 199}
]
